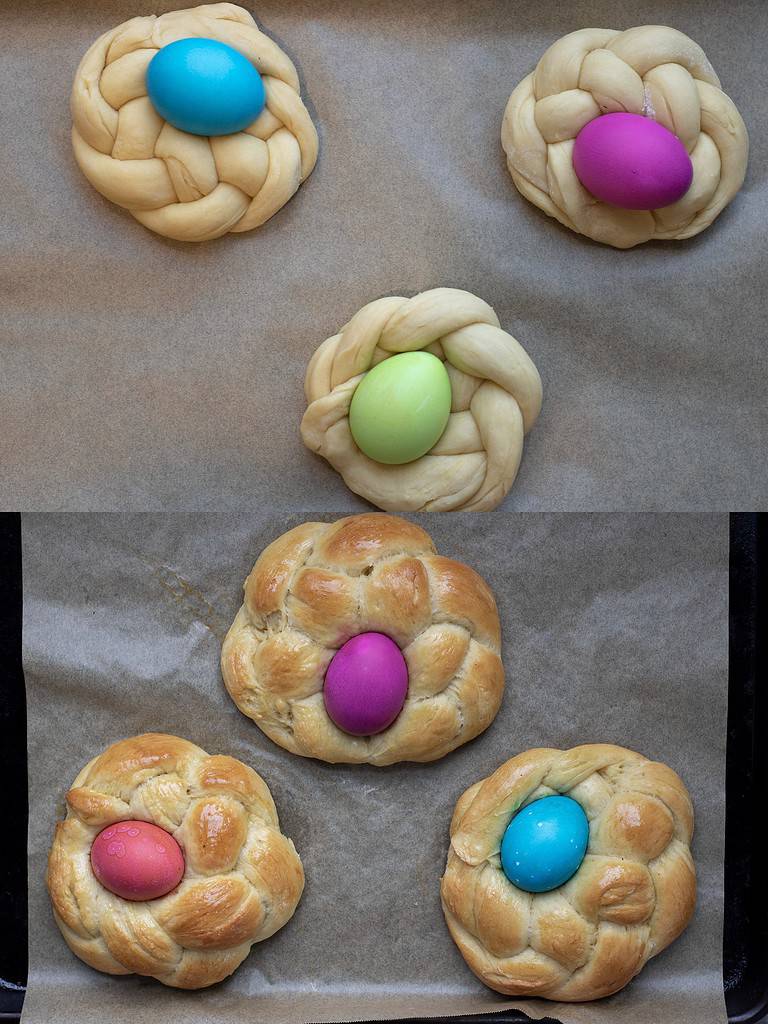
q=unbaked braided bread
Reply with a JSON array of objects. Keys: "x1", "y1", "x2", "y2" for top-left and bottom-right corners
[
  {"x1": 222, "y1": 513, "x2": 505, "y2": 764},
  {"x1": 47, "y1": 733, "x2": 304, "y2": 989},
  {"x1": 441, "y1": 744, "x2": 696, "y2": 1002},
  {"x1": 71, "y1": 4, "x2": 318, "y2": 241},
  {"x1": 301, "y1": 289, "x2": 542, "y2": 512},
  {"x1": 502, "y1": 26, "x2": 748, "y2": 248}
]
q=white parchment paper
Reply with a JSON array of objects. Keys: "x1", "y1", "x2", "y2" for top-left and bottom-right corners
[
  {"x1": 1, "y1": 0, "x2": 767, "y2": 510},
  {"x1": 22, "y1": 513, "x2": 728, "y2": 1023}
]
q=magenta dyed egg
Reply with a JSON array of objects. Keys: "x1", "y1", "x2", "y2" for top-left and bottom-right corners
[
  {"x1": 572, "y1": 112, "x2": 693, "y2": 210},
  {"x1": 90, "y1": 820, "x2": 185, "y2": 901},
  {"x1": 324, "y1": 632, "x2": 409, "y2": 736}
]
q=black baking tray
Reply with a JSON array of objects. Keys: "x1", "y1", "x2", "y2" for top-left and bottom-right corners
[{"x1": 1, "y1": 513, "x2": 766, "y2": 1023}]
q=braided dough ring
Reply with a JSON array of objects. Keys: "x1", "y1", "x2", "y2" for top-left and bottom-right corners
[
  {"x1": 441, "y1": 744, "x2": 696, "y2": 1002},
  {"x1": 47, "y1": 733, "x2": 304, "y2": 989},
  {"x1": 301, "y1": 289, "x2": 542, "y2": 512},
  {"x1": 222, "y1": 513, "x2": 504, "y2": 764},
  {"x1": 71, "y1": 3, "x2": 318, "y2": 241},
  {"x1": 502, "y1": 26, "x2": 748, "y2": 248}
]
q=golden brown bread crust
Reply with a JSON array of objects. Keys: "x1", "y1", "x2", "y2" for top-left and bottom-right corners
[
  {"x1": 46, "y1": 733, "x2": 304, "y2": 989},
  {"x1": 221, "y1": 513, "x2": 504, "y2": 764},
  {"x1": 440, "y1": 744, "x2": 696, "y2": 1002}
]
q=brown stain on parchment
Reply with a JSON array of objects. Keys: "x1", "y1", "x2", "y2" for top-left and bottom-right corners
[{"x1": 145, "y1": 560, "x2": 230, "y2": 643}]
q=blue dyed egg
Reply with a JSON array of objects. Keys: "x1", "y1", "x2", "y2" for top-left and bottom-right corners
[
  {"x1": 146, "y1": 37, "x2": 265, "y2": 137},
  {"x1": 500, "y1": 795, "x2": 589, "y2": 893}
]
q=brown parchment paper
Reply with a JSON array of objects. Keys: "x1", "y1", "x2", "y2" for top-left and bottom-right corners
[
  {"x1": 22, "y1": 512, "x2": 728, "y2": 1023},
  {"x1": 1, "y1": 1, "x2": 767, "y2": 511}
]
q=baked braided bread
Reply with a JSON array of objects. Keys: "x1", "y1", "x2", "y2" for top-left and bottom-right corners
[
  {"x1": 301, "y1": 289, "x2": 542, "y2": 512},
  {"x1": 47, "y1": 733, "x2": 304, "y2": 989},
  {"x1": 502, "y1": 26, "x2": 748, "y2": 247},
  {"x1": 441, "y1": 744, "x2": 696, "y2": 1001},
  {"x1": 71, "y1": 4, "x2": 318, "y2": 241},
  {"x1": 222, "y1": 513, "x2": 505, "y2": 764}
]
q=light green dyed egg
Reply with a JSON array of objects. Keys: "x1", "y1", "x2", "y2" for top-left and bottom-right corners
[{"x1": 349, "y1": 351, "x2": 451, "y2": 465}]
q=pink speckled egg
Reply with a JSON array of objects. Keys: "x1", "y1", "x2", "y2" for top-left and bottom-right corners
[
  {"x1": 90, "y1": 820, "x2": 184, "y2": 901},
  {"x1": 572, "y1": 112, "x2": 693, "y2": 210},
  {"x1": 324, "y1": 632, "x2": 408, "y2": 736}
]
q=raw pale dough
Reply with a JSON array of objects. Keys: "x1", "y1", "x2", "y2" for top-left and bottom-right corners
[
  {"x1": 502, "y1": 26, "x2": 749, "y2": 248},
  {"x1": 70, "y1": 3, "x2": 318, "y2": 241},
  {"x1": 47, "y1": 733, "x2": 304, "y2": 988},
  {"x1": 301, "y1": 288, "x2": 542, "y2": 512},
  {"x1": 221, "y1": 513, "x2": 505, "y2": 764},
  {"x1": 441, "y1": 743, "x2": 696, "y2": 1001}
]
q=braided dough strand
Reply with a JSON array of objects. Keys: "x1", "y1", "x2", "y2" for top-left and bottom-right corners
[
  {"x1": 47, "y1": 733, "x2": 304, "y2": 988},
  {"x1": 71, "y1": 4, "x2": 318, "y2": 241},
  {"x1": 301, "y1": 289, "x2": 542, "y2": 512},
  {"x1": 222, "y1": 513, "x2": 505, "y2": 764},
  {"x1": 502, "y1": 26, "x2": 748, "y2": 247},
  {"x1": 441, "y1": 744, "x2": 696, "y2": 1001}
]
